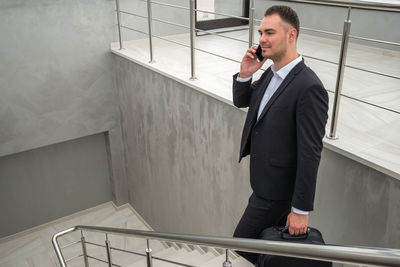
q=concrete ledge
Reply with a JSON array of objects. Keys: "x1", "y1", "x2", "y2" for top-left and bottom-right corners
[{"x1": 110, "y1": 38, "x2": 400, "y2": 181}]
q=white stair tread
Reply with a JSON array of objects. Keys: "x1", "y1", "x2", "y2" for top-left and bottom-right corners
[
  {"x1": 232, "y1": 256, "x2": 253, "y2": 267},
  {"x1": 127, "y1": 247, "x2": 177, "y2": 267},
  {"x1": 198, "y1": 254, "x2": 227, "y2": 267},
  {"x1": 166, "y1": 250, "x2": 212, "y2": 265},
  {"x1": 153, "y1": 247, "x2": 187, "y2": 261}
]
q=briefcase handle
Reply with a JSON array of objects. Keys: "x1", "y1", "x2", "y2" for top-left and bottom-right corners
[{"x1": 280, "y1": 227, "x2": 310, "y2": 240}]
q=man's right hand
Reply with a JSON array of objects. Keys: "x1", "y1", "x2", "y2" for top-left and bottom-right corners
[{"x1": 239, "y1": 45, "x2": 267, "y2": 78}]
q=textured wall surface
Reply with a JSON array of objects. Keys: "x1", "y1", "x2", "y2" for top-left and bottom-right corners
[
  {"x1": 0, "y1": 133, "x2": 112, "y2": 238},
  {"x1": 113, "y1": 55, "x2": 400, "y2": 249},
  {"x1": 0, "y1": 0, "x2": 119, "y2": 157},
  {"x1": 114, "y1": 55, "x2": 252, "y2": 236},
  {"x1": 311, "y1": 149, "x2": 400, "y2": 248}
]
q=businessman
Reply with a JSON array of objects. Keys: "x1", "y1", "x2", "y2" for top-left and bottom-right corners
[{"x1": 232, "y1": 5, "x2": 328, "y2": 264}]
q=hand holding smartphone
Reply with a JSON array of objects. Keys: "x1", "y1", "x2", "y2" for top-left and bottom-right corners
[
  {"x1": 239, "y1": 45, "x2": 266, "y2": 78},
  {"x1": 255, "y1": 45, "x2": 265, "y2": 62}
]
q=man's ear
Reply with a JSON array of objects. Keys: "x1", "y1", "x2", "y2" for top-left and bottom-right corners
[{"x1": 288, "y1": 28, "x2": 297, "y2": 42}]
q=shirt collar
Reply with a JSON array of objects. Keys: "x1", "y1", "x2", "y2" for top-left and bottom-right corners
[{"x1": 271, "y1": 55, "x2": 302, "y2": 79}]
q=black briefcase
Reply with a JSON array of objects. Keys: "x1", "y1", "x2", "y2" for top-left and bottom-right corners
[{"x1": 257, "y1": 227, "x2": 332, "y2": 267}]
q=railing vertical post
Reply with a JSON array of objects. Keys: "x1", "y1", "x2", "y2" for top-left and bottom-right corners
[
  {"x1": 147, "y1": 0, "x2": 155, "y2": 63},
  {"x1": 81, "y1": 231, "x2": 89, "y2": 267},
  {"x1": 105, "y1": 234, "x2": 113, "y2": 267},
  {"x1": 248, "y1": 0, "x2": 255, "y2": 47},
  {"x1": 223, "y1": 249, "x2": 232, "y2": 267},
  {"x1": 146, "y1": 239, "x2": 154, "y2": 267},
  {"x1": 327, "y1": 7, "x2": 352, "y2": 140},
  {"x1": 115, "y1": 0, "x2": 123, "y2": 50},
  {"x1": 189, "y1": 0, "x2": 197, "y2": 80}
]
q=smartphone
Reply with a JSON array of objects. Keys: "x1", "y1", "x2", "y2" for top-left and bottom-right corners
[{"x1": 255, "y1": 45, "x2": 265, "y2": 61}]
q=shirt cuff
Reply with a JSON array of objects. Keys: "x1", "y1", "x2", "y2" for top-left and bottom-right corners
[
  {"x1": 292, "y1": 207, "x2": 309, "y2": 215},
  {"x1": 236, "y1": 75, "x2": 252, "y2": 82}
]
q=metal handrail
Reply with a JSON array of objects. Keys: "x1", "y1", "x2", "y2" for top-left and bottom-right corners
[
  {"x1": 118, "y1": 20, "x2": 400, "y2": 82},
  {"x1": 254, "y1": 16, "x2": 400, "y2": 46},
  {"x1": 255, "y1": 18, "x2": 342, "y2": 38},
  {"x1": 278, "y1": 0, "x2": 400, "y2": 12},
  {"x1": 52, "y1": 225, "x2": 400, "y2": 267},
  {"x1": 87, "y1": 255, "x2": 123, "y2": 267},
  {"x1": 118, "y1": 10, "x2": 249, "y2": 44},
  {"x1": 349, "y1": 35, "x2": 400, "y2": 46},
  {"x1": 345, "y1": 64, "x2": 400, "y2": 80},
  {"x1": 65, "y1": 254, "x2": 83, "y2": 263},
  {"x1": 60, "y1": 240, "x2": 81, "y2": 249},
  {"x1": 120, "y1": 24, "x2": 243, "y2": 64},
  {"x1": 194, "y1": 8, "x2": 250, "y2": 21},
  {"x1": 301, "y1": 26, "x2": 342, "y2": 37},
  {"x1": 118, "y1": 23, "x2": 400, "y2": 115},
  {"x1": 135, "y1": 0, "x2": 400, "y2": 12},
  {"x1": 139, "y1": 0, "x2": 189, "y2": 11},
  {"x1": 114, "y1": 0, "x2": 400, "y2": 138},
  {"x1": 117, "y1": 9, "x2": 400, "y2": 47}
]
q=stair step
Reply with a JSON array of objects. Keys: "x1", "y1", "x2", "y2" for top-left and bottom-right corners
[
  {"x1": 126, "y1": 214, "x2": 151, "y2": 231},
  {"x1": 198, "y1": 254, "x2": 227, "y2": 267},
  {"x1": 172, "y1": 242, "x2": 192, "y2": 252},
  {"x1": 127, "y1": 248, "x2": 218, "y2": 267},
  {"x1": 153, "y1": 247, "x2": 188, "y2": 262},
  {"x1": 206, "y1": 247, "x2": 223, "y2": 257},
  {"x1": 187, "y1": 244, "x2": 206, "y2": 254},
  {"x1": 127, "y1": 247, "x2": 178, "y2": 267},
  {"x1": 232, "y1": 256, "x2": 253, "y2": 267},
  {"x1": 171, "y1": 250, "x2": 216, "y2": 266}
]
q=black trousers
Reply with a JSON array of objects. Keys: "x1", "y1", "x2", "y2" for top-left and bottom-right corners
[{"x1": 233, "y1": 193, "x2": 291, "y2": 264}]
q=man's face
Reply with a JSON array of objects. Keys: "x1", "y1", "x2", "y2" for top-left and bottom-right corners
[{"x1": 258, "y1": 14, "x2": 291, "y2": 62}]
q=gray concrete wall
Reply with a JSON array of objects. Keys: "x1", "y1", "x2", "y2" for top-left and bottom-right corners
[
  {"x1": 0, "y1": 0, "x2": 119, "y2": 157},
  {"x1": 113, "y1": 55, "x2": 252, "y2": 236},
  {"x1": 311, "y1": 149, "x2": 400, "y2": 248},
  {"x1": 0, "y1": 0, "x2": 130, "y2": 235},
  {"x1": 0, "y1": 133, "x2": 113, "y2": 238},
  {"x1": 113, "y1": 54, "x2": 400, "y2": 249}
]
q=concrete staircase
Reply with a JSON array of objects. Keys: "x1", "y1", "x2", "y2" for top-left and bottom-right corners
[{"x1": 0, "y1": 202, "x2": 253, "y2": 267}]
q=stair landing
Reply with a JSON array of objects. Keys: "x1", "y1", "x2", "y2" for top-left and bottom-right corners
[{"x1": 0, "y1": 202, "x2": 251, "y2": 267}]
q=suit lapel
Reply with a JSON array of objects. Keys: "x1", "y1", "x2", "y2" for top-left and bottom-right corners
[{"x1": 255, "y1": 60, "x2": 305, "y2": 126}]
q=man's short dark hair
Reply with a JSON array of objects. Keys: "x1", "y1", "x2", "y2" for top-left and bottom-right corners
[{"x1": 264, "y1": 5, "x2": 300, "y2": 38}]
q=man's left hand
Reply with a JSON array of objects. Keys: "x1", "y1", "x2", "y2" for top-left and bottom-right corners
[{"x1": 285, "y1": 212, "x2": 309, "y2": 235}]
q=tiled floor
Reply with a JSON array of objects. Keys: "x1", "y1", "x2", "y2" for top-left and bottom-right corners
[{"x1": 110, "y1": 28, "x2": 400, "y2": 179}]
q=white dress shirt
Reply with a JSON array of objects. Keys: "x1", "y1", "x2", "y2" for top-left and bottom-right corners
[{"x1": 237, "y1": 56, "x2": 309, "y2": 215}]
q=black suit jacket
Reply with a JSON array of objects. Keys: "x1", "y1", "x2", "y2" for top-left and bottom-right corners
[{"x1": 232, "y1": 60, "x2": 328, "y2": 211}]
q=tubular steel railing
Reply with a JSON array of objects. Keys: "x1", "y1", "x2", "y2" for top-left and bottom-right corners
[
  {"x1": 113, "y1": 0, "x2": 400, "y2": 139},
  {"x1": 52, "y1": 225, "x2": 400, "y2": 267},
  {"x1": 276, "y1": 0, "x2": 400, "y2": 12}
]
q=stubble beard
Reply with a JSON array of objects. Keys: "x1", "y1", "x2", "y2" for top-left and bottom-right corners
[
  {"x1": 265, "y1": 35, "x2": 288, "y2": 63},
  {"x1": 268, "y1": 48, "x2": 285, "y2": 63}
]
